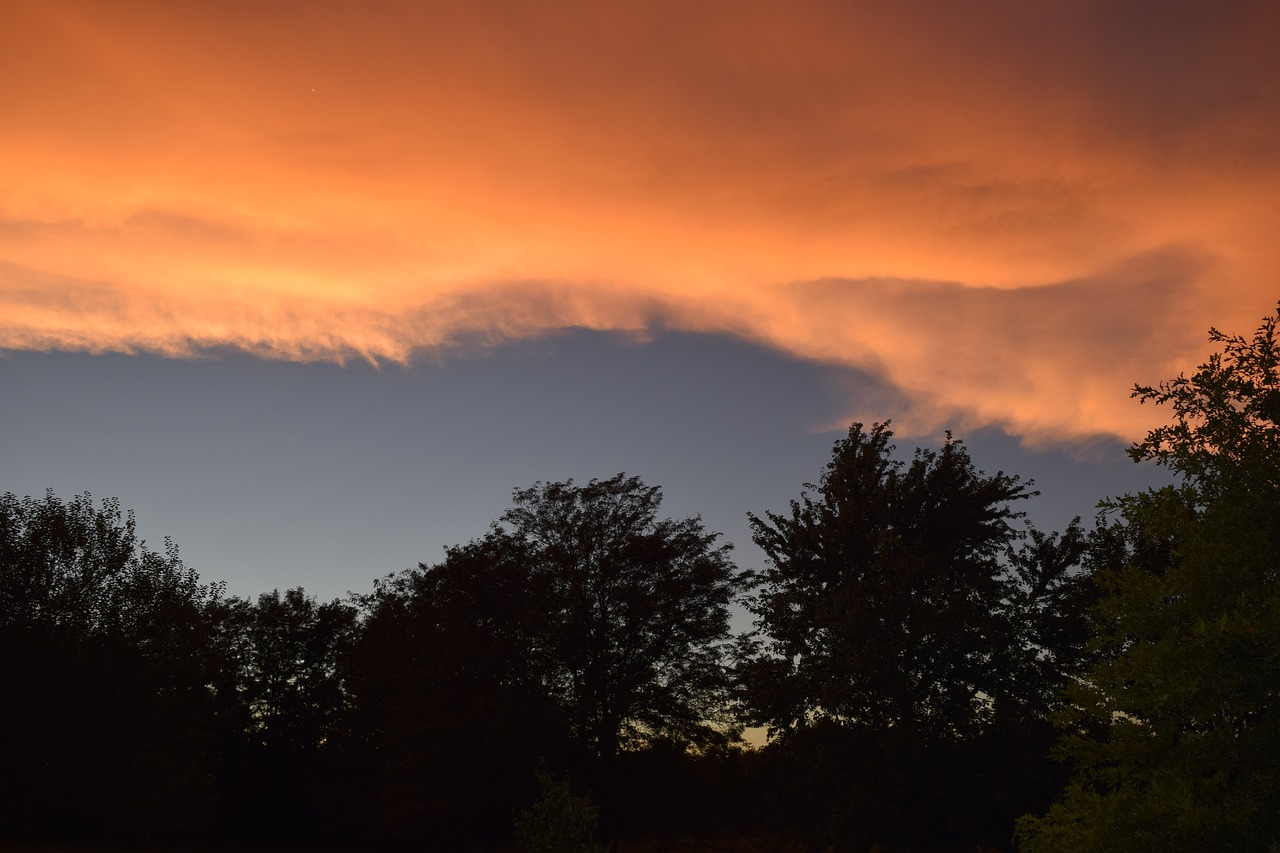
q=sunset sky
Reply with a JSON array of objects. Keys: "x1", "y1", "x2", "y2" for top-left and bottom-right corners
[{"x1": 3, "y1": 0, "x2": 1277, "y2": 603}]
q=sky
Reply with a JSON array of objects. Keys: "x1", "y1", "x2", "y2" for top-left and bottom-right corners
[{"x1": 2, "y1": 0, "x2": 1277, "y2": 605}]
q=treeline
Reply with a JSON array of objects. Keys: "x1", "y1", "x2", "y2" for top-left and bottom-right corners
[{"x1": 2, "y1": 307, "x2": 1279, "y2": 851}]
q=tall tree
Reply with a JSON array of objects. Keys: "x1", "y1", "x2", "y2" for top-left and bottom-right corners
[
  {"x1": 350, "y1": 474, "x2": 746, "y2": 844},
  {"x1": 1018, "y1": 306, "x2": 1280, "y2": 851},
  {"x1": 498, "y1": 474, "x2": 746, "y2": 761},
  {"x1": 745, "y1": 423, "x2": 1078, "y2": 848},
  {"x1": 746, "y1": 423, "x2": 1032, "y2": 739}
]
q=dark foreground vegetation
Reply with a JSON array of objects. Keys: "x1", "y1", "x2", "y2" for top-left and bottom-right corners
[{"x1": 3, "y1": 306, "x2": 1280, "y2": 852}]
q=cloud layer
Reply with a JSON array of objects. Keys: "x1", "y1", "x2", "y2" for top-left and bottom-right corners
[{"x1": 3, "y1": 0, "x2": 1278, "y2": 442}]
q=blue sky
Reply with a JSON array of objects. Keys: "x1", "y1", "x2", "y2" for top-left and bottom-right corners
[{"x1": 1, "y1": 329, "x2": 1169, "y2": 609}]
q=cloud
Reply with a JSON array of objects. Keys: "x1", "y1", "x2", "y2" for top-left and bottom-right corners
[
  {"x1": 754, "y1": 249, "x2": 1213, "y2": 443},
  {"x1": 2, "y1": 0, "x2": 1278, "y2": 445},
  {"x1": 0, "y1": 247, "x2": 1217, "y2": 445}
]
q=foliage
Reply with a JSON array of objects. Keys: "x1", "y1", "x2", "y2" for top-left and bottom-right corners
[
  {"x1": 0, "y1": 490, "x2": 223, "y2": 840},
  {"x1": 213, "y1": 588, "x2": 359, "y2": 836},
  {"x1": 0, "y1": 490, "x2": 219, "y2": 642},
  {"x1": 496, "y1": 473, "x2": 747, "y2": 758},
  {"x1": 345, "y1": 536, "x2": 572, "y2": 844},
  {"x1": 1017, "y1": 305, "x2": 1280, "y2": 851},
  {"x1": 1001, "y1": 518, "x2": 1094, "y2": 715},
  {"x1": 744, "y1": 422, "x2": 1084, "y2": 848},
  {"x1": 231, "y1": 588, "x2": 358, "y2": 755},
  {"x1": 1129, "y1": 309, "x2": 1280, "y2": 495},
  {"x1": 516, "y1": 770, "x2": 607, "y2": 853},
  {"x1": 345, "y1": 474, "x2": 746, "y2": 843},
  {"x1": 746, "y1": 422, "x2": 1035, "y2": 738}
]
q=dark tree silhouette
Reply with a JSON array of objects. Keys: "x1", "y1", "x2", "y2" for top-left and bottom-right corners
[
  {"x1": 744, "y1": 423, "x2": 1081, "y2": 848},
  {"x1": 344, "y1": 534, "x2": 572, "y2": 846},
  {"x1": 237, "y1": 588, "x2": 357, "y2": 756},
  {"x1": 747, "y1": 423, "x2": 1031, "y2": 737},
  {"x1": 496, "y1": 474, "x2": 746, "y2": 761},
  {"x1": 0, "y1": 490, "x2": 223, "y2": 841},
  {"x1": 347, "y1": 474, "x2": 747, "y2": 845},
  {"x1": 213, "y1": 588, "x2": 358, "y2": 838},
  {"x1": 1000, "y1": 519, "x2": 1094, "y2": 718},
  {"x1": 496, "y1": 474, "x2": 748, "y2": 842},
  {"x1": 1019, "y1": 306, "x2": 1280, "y2": 851}
]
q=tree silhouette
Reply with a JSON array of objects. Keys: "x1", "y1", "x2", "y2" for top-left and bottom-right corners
[
  {"x1": 0, "y1": 490, "x2": 223, "y2": 841},
  {"x1": 744, "y1": 423, "x2": 1075, "y2": 848},
  {"x1": 347, "y1": 474, "x2": 747, "y2": 844},
  {"x1": 1018, "y1": 306, "x2": 1280, "y2": 851},
  {"x1": 345, "y1": 534, "x2": 572, "y2": 845},
  {"x1": 213, "y1": 588, "x2": 358, "y2": 838},
  {"x1": 497, "y1": 474, "x2": 746, "y2": 761},
  {"x1": 747, "y1": 423, "x2": 1032, "y2": 738}
]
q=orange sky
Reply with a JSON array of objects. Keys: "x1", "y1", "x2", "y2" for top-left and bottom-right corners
[{"x1": 3, "y1": 0, "x2": 1278, "y2": 443}]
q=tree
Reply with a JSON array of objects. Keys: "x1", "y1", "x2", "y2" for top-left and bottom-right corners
[
  {"x1": 348, "y1": 474, "x2": 746, "y2": 843},
  {"x1": 1017, "y1": 306, "x2": 1280, "y2": 851},
  {"x1": 746, "y1": 422, "x2": 1033, "y2": 738},
  {"x1": 344, "y1": 535, "x2": 572, "y2": 845},
  {"x1": 232, "y1": 588, "x2": 357, "y2": 758},
  {"x1": 213, "y1": 588, "x2": 359, "y2": 837},
  {"x1": 1001, "y1": 518, "x2": 1095, "y2": 717},
  {"x1": 744, "y1": 423, "x2": 1079, "y2": 848},
  {"x1": 0, "y1": 490, "x2": 224, "y2": 840},
  {"x1": 497, "y1": 474, "x2": 746, "y2": 761}
]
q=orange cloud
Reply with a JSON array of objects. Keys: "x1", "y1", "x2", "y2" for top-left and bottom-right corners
[{"x1": 3, "y1": 0, "x2": 1278, "y2": 443}]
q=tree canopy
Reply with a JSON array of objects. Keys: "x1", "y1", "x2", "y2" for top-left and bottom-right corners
[
  {"x1": 496, "y1": 474, "x2": 746, "y2": 759},
  {"x1": 0, "y1": 490, "x2": 224, "y2": 839},
  {"x1": 744, "y1": 422, "x2": 1087, "y2": 848},
  {"x1": 1017, "y1": 305, "x2": 1280, "y2": 851},
  {"x1": 344, "y1": 473, "x2": 747, "y2": 843},
  {"x1": 745, "y1": 422, "x2": 1035, "y2": 739}
]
